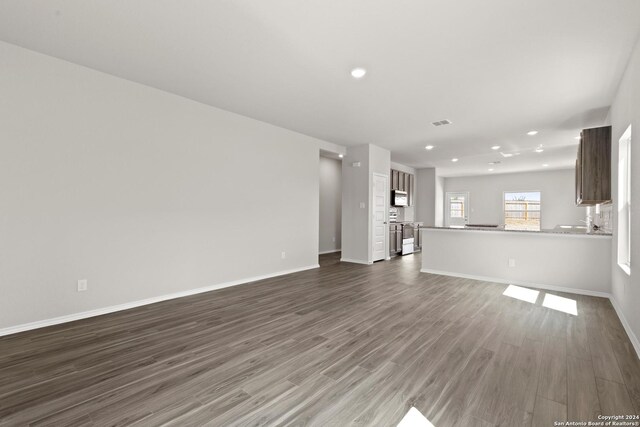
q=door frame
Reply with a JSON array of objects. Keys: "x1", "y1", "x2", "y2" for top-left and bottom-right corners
[
  {"x1": 445, "y1": 191, "x2": 469, "y2": 227},
  {"x1": 371, "y1": 172, "x2": 389, "y2": 263}
]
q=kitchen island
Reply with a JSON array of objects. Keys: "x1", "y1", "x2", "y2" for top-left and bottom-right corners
[{"x1": 421, "y1": 226, "x2": 612, "y2": 296}]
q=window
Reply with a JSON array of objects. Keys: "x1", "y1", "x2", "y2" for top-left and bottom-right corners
[
  {"x1": 450, "y1": 197, "x2": 465, "y2": 218},
  {"x1": 618, "y1": 126, "x2": 631, "y2": 274},
  {"x1": 504, "y1": 191, "x2": 541, "y2": 231}
]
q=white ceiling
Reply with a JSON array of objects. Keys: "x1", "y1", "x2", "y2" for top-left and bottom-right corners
[{"x1": 1, "y1": 1, "x2": 639, "y2": 176}]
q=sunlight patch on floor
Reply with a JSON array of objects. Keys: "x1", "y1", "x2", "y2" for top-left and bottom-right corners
[
  {"x1": 397, "y1": 407, "x2": 435, "y2": 427},
  {"x1": 542, "y1": 293, "x2": 578, "y2": 315},
  {"x1": 502, "y1": 284, "x2": 540, "y2": 304}
]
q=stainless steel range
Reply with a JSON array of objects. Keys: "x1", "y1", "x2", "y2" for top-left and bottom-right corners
[{"x1": 401, "y1": 225, "x2": 414, "y2": 255}]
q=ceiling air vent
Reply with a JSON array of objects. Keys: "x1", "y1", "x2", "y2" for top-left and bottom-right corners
[{"x1": 431, "y1": 119, "x2": 452, "y2": 127}]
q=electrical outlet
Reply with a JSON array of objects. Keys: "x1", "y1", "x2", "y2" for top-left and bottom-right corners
[
  {"x1": 332, "y1": 236, "x2": 336, "y2": 242},
  {"x1": 359, "y1": 202, "x2": 365, "y2": 209},
  {"x1": 77, "y1": 279, "x2": 88, "y2": 292},
  {"x1": 281, "y1": 251, "x2": 286, "y2": 259},
  {"x1": 508, "y1": 258, "x2": 516, "y2": 268}
]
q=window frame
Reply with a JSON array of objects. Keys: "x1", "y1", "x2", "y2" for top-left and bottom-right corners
[
  {"x1": 617, "y1": 125, "x2": 631, "y2": 275},
  {"x1": 502, "y1": 190, "x2": 542, "y2": 231},
  {"x1": 449, "y1": 198, "x2": 465, "y2": 218}
]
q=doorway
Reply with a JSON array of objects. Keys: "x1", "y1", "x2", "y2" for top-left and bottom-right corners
[
  {"x1": 319, "y1": 154, "x2": 342, "y2": 255},
  {"x1": 445, "y1": 192, "x2": 469, "y2": 227}
]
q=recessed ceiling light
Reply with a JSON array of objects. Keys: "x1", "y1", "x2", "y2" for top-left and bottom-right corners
[
  {"x1": 425, "y1": 145, "x2": 434, "y2": 150},
  {"x1": 488, "y1": 168, "x2": 494, "y2": 172},
  {"x1": 350, "y1": 68, "x2": 367, "y2": 79},
  {"x1": 535, "y1": 147, "x2": 544, "y2": 153},
  {"x1": 451, "y1": 158, "x2": 459, "y2": 162},
  {"x1": 491, "y1": 145, "x2": 501, "y2": 150},
  {"x1": 501, "y1": 152, "x2": 514, "y2": 158},
  {"x1": 542, "y1": 163, "x2": 549, "y2": 167},
  {"x1": 527, "y1": 130, "x2": 538, "y2": 136},
  {"x1": 338, "y1": 154, "x2": 344, "y2": 158}
]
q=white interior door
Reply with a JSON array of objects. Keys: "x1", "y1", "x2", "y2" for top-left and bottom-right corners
[
  {"x1": 445, "y1": 192, "x2": 469, "y2": 227},
  {"x1": 372, "y1": 173, "x2": 388, "y2": 262}
]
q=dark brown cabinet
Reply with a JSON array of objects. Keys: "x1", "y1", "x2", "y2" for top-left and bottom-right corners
[
  {"x1": 575, "y1": 126, "x2": 611, "y2": 206},
  {"x1": 389, "y1": 224, "x2": 402, "y2": 255},
  {"x1": 390, "y1": 169, "x2": 414, "y2": 206}
]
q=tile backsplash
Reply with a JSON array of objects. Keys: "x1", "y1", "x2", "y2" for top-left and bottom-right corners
[{"x1": 593, "y1": 203, "x2": 613, "y2": 233}]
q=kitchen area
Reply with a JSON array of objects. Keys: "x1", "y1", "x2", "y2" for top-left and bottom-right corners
[
  {"x1": 420, "y1": 125, "x2": 614, "y2": 295},
  {"x1": 389, "y1": 168, "x2": 424, "y2": 257}
]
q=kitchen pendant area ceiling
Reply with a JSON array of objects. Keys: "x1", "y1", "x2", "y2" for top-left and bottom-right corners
[{"x1": 1, "y1": 0, "x2": 639, "y2": 176}]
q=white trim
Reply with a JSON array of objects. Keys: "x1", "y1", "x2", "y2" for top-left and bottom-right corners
[
  {"x1": 618, "y1": 262, "x2": 631, "y2": 276},
  {"x1": 420, "y1": 268, "x2": 610, "y2": 298},
  {"x1": 341, "y1": 257, "x2": 373, "y2": 265},
  {"x1": 609, "y1": 296, "x2": 640, "y2": 360},
  {"x1": 319, "y1": 249, "x2": 341, "y2": 255},
  {"x1": 420, "y1": 268, "x2": 639, "y2": 359},
  {"x1": 372, "y1": 172, "x2": 389, "y2": 263},
  {"x1": 0, "y1": 264, "x2": 320, "y2": 338}
]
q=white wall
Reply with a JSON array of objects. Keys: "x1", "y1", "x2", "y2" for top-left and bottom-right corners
[
  {"x1": 609, "y1": 36, "x2": 640, "y2": 354},
  {"x1": 341, "y1": 145, "x2": 370, "y2": 263},
  {"x1": 443, "y1": 169, "x2": 586, "y2": 229},
  {"x1": 0, "y1": 41, "x2": 326, "y2": 331},
  {"x1": 341, "y1": 144, "x2": 390, "y2": 264},
  {"x1": 435, "y1": 175, "x2": 445, "y2": 227},
  {"x1": 370, "y1": 145, "x2": 391, "y2": 179},
  {"x1": 422, "y1": 229, "x2": 611, "y2": 296},
  {"x1": 319, "y1": 156, "x2": 341, "y2": 253},
  {"x1": 415, "y1": 168, "x2": 436, "y2": 226}
]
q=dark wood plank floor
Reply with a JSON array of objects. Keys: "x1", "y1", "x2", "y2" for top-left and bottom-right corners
[{"x1": 1, "y1": 252, "x2": 639, "y2": 426}]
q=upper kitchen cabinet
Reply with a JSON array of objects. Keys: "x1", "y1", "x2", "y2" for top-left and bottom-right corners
[
  {"x1": 575, "y1": 125, "x2": 611, "y2": 206},
  {"x1": 390, "y1": 169, "x2": 414, "y2": 206}
]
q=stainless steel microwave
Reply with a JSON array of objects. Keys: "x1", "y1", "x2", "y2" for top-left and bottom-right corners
[{"x1": 391, "y1": 190, "x2": 408, "y2": 207}]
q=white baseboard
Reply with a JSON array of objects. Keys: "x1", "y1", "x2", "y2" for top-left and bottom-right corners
[
  {"x1": 340, "y1": 257, "x2": 372, "y2": 265},
  {"x1": 608, "y1": 296, "x2": 640, "y2": 360},
  {"x1": 420, "y1": 268, "x2": 639, "y2": 359},
  {"x1": 319, "y1": 249, "x2": 341, "y2": 255},
  {"x1": 0, "y1": 264, "x2": 320, "y2": 338},
  {"x1": 420, "y1": 268, "x2": 611, "y2": 298}
]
